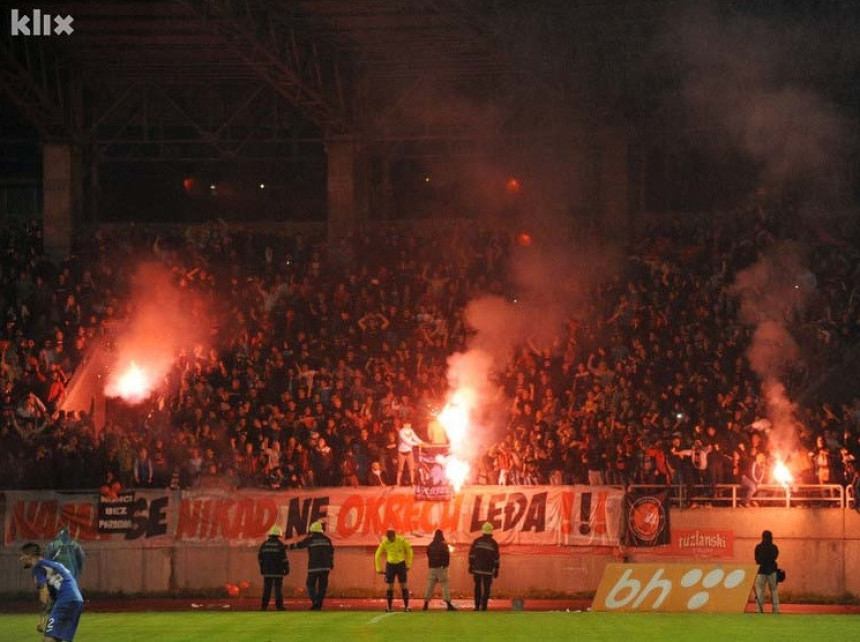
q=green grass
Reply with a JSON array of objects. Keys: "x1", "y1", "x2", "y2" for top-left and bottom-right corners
[{"x1": 1, "y1": 611, "x2": 857, "y2": 641}]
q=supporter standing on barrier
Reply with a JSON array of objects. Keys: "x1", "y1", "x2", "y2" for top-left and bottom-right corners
[
  {"x1": 21, "y1": 542, "x2": 84, "y2": 640},
  {"x1": 754, "y1": 529, "x2": 780, "y2": 614},
  {"x1": 258, "y1": 525, "x2": 289, "y2": 611},
  {"x1": 423, "y1": 529, "x2": 457, "y2": 611},
  {"x1": 469, "y1": 522, "x2": 500, "y2": 611},
  {"x1": 287, "y1": 521, "x2": 335, "y2": 610},
  {"x1": 396, "y1": 422, "x2": 426, "y2": 486},
  {"x1": 374, "y1": 528, "x2": 414, "y2": 612}
]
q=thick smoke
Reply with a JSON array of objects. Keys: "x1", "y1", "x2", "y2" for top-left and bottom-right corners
[
  {"x1": 669, "y1": 3, "x2": 857, "y2": 461},
  {"x1": 443, "y1": 228, "x2": 620, "y2": 457},
  {"x1": 665, "y1": 2, "x2": 854, "y2": 213},
  {"x1": 104, "y1": 262, "x2": 210, "y2": 402},
  {"x1": 730, "y1": 240, "x2": 811, "y2": 455},
  {"x1": 414, "y1": 38, "x2": 622, "y2": 460},
  {"x1": 732, "y1": 241, "x2": 812, "y2": 330},
  {"x1": 388, "y1": 25, "x2": 617, "y2": 459},
  {"x1": 670, "y1": 4, "x2": 848, "y2": 188},
  {"x1": 464, "y1": 236, "x2": 620, "y2": 368}
]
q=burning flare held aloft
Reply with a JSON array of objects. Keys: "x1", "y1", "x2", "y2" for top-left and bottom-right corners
[
  {"x1": 104, "y1": 361, "x2": 157, "y2": 404},
  {"x1": 436, "y1": 388, "x2": 478, "y2": 492},
  {"x1": 772, "y1": 457, "x2": 794, "y2": 488},
  {"x1": 439, "y1": 454, "x2": 470, "y2": 493}
]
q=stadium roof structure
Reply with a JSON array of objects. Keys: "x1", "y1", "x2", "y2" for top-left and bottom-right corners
[{"x1": 0, "y1": 0, "x2": 672, "y2": 162}]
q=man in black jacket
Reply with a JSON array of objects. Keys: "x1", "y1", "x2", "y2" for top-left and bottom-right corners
[
  {"x1": 469, "y1": 522, "x2": 500, "y2": 611},
  {"x1": 288, "y1": 521, "x2": 335, "y2": 610},
  {"x1": 754, "y1": 529, "x2": 780, "y2": 614},
  {"x1": 422, "y1": 529, "x2": 457, "y2": 611},
  {"x1": 258, "y1": 525, "x2": 289, "y2": 611}
]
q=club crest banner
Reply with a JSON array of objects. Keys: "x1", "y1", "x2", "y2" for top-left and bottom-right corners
[{"x1": 623, "y1": 489, "x2": 671, "y2": 547}]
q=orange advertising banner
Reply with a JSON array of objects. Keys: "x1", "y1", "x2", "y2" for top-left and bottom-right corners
[{"x1": 592, "y1": 563, "x2": 758, "y2": 613}]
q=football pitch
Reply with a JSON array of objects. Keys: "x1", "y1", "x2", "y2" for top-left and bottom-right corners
[{"x1": 1, "y1": 611, "x2": 857, "y2": 641}]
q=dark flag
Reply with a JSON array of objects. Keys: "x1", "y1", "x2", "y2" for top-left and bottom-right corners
[
  {"x1": 623, "y1": 488, "x2": 671, "y2": 546},
  {"x1": 414, "y1": 446, "x2": 452, "y2": 501},
  {"x1": 97, "y1": 491, "x2": 135, "y2": 533}
]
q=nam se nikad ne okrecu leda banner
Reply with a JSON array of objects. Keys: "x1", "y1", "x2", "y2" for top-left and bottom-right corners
[{"x1": 4, "y1": 485, "x2": 625, "y2": 547}]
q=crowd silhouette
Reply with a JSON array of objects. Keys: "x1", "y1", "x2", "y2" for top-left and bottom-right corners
[{"x1": 1, "y1": 203, "x2": 859, "y2": 506}]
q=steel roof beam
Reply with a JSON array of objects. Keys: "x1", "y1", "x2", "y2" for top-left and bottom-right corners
[
  {"x1": 176, "y1": 0, "x2": 354, "y2": 135},
  {"x1": 86, "y1": 79, "x2": 323, "y2": 161},
  {"x1": 0, "y1": 36, "x2": 82, "y2": 142}
]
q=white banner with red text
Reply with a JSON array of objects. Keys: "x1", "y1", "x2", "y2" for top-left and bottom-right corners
[{"x1": 3, "y1": 485, "x2": 624, "y2": 547}]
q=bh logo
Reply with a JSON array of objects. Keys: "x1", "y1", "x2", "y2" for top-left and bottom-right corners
[{"x1": 604, "y1": 567, "x2": 749, "y2": 611}]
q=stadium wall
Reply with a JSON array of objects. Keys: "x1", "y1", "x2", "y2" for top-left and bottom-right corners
[{"x1": 2, "y1": 505, "x2": 859, "y2": 600}]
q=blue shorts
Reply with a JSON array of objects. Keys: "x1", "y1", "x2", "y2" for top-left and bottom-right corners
[
  {"x1": 46, "y1": 599, "x2": 84, "y2": 641},
  {"x1": 384, "y1": 561, "x2": 408, "y2": 584}
]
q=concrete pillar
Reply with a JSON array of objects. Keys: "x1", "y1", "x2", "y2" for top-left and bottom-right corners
[
  {"x1": 42, "y1": 143, "x2": 81, "y2": 259},
  {"x1": 326, "y1": 137, "x2": 359, "y2": 243}
]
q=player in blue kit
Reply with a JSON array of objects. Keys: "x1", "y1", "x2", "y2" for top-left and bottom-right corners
[{"x1": 20, "y1": 542, "x2": 84, "y2": 641}]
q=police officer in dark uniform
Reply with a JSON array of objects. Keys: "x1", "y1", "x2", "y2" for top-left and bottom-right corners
[
  {"x1": 287, "y1": 521, "x2": 335, "y2": 610},
  {"x1": 258, "y1": 525, "x2": 289, "y2": 611},
  {"x1": 468, "y1": 522, "x2": 500, "y2": 611}
]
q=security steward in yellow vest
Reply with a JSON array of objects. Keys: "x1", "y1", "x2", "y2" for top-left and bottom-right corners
[{"x1": 374, "y1": 528, "x2": 414, "y2": 612}]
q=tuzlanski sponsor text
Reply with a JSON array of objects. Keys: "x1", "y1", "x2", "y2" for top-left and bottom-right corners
[{"x1": 677, "y1": 530, "x2": 728, "y2": 549}]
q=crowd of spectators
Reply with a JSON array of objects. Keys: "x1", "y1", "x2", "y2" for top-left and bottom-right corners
[{"x1": 1, "y1": 202, "x2": 860, "y2": 506}]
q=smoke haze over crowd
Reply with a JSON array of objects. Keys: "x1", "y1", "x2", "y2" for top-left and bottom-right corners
[{"x1": 104, "y1": 262, "x2": 211, "y2": 404}]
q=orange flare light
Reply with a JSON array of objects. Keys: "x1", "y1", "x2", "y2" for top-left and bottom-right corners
[
  {"x1": 436, "y1": 388, "x2": 476, "y2": 491},
  {"x1": 438, "y1": 393, "x2": 471, "y2": 449},
  {"x1": 106, "y1": 361, "x2": 155, "y2": 404},
  {"x1": 436, "y1": 453, "x2": 470, "y2": 493},
  {"x1": 772, "y1": 458, "x2": 793, "y2": 487}
]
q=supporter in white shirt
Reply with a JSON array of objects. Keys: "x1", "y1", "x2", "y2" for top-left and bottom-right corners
[{"x1": 396, "y1": 422, "x2": 426, "y2": 486}]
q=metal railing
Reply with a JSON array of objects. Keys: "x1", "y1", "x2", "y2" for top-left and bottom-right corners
[{"x1": 627, "y1": 483, "x2": 847, "y2": 508}]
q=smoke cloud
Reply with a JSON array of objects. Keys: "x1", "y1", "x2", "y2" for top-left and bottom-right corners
[
  {"x1": 664, "y1": 2, "x2": 854, "y2": 214},
  {"x1": 105, "y1": 262, "x2": 210, "y2": 403},
  {"x1": 730, "y1": 242, "x2": 811, "y2": 454},
  {"x1": 442, "y1": 227, "x2": 621, "y2": 457},
  {"x1": 669, "y1": 3, "x2": 858, "y2": 459}
]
